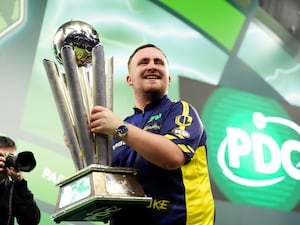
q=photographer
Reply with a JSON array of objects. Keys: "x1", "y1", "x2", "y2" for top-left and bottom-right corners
[{"x1": 0, "y1": 136, "x2": 40, "y2": 225}]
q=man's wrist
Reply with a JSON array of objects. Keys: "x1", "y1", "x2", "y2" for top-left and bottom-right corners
[{"x1": 114, "y1": 123, "x2": 129, "y2": 139}]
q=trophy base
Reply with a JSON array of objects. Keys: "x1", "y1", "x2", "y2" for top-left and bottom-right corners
[{"x1": 51, "y1": 164, "x2": 152, "y2": 223}]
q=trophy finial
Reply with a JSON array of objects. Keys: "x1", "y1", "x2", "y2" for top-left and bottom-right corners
[{"x1": 52, "y1": 20, "x2": 100, "y2": 67}]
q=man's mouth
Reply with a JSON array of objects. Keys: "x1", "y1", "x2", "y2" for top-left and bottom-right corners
[{"x1": 144, "y1": 75, "x2": 160, "y2": 80}]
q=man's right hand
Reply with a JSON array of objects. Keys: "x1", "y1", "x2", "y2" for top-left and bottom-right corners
[{"x1": 0, "y1": 154, "x2": 6, "y2": 172}]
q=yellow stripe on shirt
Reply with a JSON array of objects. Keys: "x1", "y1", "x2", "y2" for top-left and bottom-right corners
[{"x1": 181, "y1": 145, "x2": 215, "y2": 225}]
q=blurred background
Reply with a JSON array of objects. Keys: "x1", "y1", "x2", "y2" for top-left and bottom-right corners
[{"x1": 0, "y1": 0, "x2": 300, "y2": 224}]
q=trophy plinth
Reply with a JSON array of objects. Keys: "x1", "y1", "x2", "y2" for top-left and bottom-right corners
[{"x1": 51, "y1": 164, "x2": 152, "y2": 223}]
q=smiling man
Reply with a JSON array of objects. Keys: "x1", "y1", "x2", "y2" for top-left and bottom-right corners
[{"x1": 89, "y1": 43, "x2": 215, "y2": 225}]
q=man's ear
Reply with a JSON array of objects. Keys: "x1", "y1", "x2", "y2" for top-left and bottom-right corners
[{"x1": 126, "y1": 75, "x2": 132, "y2": 86}]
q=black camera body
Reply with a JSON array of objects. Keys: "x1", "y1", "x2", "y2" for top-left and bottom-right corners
[{"x1": 5, "y1": 151, "x2": 36, "y2": 172}]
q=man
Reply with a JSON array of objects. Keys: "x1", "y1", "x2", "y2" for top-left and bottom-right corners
[
  {"x1": 0, "y1": 136, "x2": 41, "y2": 225},
  {"x1": 90, "y1": 44, "x2": 215, "y2": 225}
]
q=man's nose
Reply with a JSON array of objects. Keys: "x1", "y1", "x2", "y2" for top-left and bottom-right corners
[{"x1": 147, "y1": 61, "x2": 158, "y2": 71}]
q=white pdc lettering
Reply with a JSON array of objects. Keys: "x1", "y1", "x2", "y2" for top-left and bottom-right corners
[{"x1": 225, "y1": 127, "x2": 300, "y2": 181}]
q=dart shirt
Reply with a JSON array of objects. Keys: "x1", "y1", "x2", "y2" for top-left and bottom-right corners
[{"x1": 111, "y1": 95, "x2": 215, "y2": 225}]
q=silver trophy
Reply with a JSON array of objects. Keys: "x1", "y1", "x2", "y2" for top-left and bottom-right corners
[{"x1": 43, "y1": 20, "x2": 151, "y2": 223}]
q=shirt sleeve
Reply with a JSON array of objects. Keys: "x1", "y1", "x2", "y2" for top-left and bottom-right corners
[
  {"x1": 13, "y1": 179, "x2": 41, "y2": 225},
  {"x1": 162, "y1": 101, "x2": 206, "y2": 159}
]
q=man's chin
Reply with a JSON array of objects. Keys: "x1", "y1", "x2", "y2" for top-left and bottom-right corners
[{"x1": 144, "y1": 90, "x2": 163, "y2": 100}]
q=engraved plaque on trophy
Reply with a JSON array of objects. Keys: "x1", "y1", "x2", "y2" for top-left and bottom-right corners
[
  {"x1": 43, "y1": 20, "x2": 151, "y2": 223},
  {"x1": 52, "y1": 165, "x2": 151, "y2": 222}
]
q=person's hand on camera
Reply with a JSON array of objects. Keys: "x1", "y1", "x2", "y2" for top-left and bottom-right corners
[
  {"x1": 0, "y1": 154, "x2": 23, "y2": 182},
  {"x1": 0, "y1": 154, "x2": 6, "y2": 182},
  {"x1": 0, "y1": 153, "x2": 7, "y2": 173},
  {"x1": 6, "y1": 166, "x2": 24, "y2": 182}
]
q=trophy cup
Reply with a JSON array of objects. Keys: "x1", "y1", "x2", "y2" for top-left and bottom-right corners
[{"x1": 43, "y1": 20, "x2": 151, "y2": 223}]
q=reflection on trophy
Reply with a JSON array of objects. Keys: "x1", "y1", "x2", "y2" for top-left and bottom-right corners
[{"x1": 43, "y1": 20, "x2": 151, "y2": 223}]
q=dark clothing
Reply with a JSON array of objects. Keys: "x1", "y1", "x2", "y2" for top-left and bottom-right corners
[{"x1": 0, "y1": 178, "x2": 40, "y2": 225}]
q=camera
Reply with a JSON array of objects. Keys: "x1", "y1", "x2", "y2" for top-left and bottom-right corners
[{"x1": 4, "y1": 151, "x2": 36, "y2": 172}]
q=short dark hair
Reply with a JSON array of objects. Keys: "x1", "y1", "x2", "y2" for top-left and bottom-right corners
[
  {"x1": 127, "y1": 43, "x2": 168, "y2": 69},
  {"x1": 0, "y1": 136, "x2": 16, "y2": 149}
]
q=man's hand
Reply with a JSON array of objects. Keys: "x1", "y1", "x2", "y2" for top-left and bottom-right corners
[
  {"x1": 0, "y1": 154, "x2": 7, "y2": 182},
  {"x1": 6, "y1": 166, "x2": 24, "y2": 182},
  {"x1": 0, "y1": 154, "x2": 6, "y2": 172},
  {"x1": 0, "y1": 154, "x2": 23, "y2": 182},
  {"x1": 90, "y1": 106, "x2": 123, "y2": 135}
]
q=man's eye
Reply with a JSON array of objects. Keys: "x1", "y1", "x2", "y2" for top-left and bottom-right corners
[
  {"x1": 139, "y1": 60, "x2": 148, "y2": 65},
  {"x1": 154, "y1": 59, "x2": 164, "y2": 65}
]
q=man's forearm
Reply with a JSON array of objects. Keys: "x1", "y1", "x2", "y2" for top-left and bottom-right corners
[{"x1": 123, "y1": 124, "x2": 185, "y2": 170}]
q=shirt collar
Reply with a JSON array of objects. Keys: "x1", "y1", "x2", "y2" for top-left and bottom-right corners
[{"x1": 133, "y1": 95, "x2": 168, "y2": 114}]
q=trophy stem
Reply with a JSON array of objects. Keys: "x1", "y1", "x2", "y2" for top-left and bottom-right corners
[
  {"x1": 105, "y1": 57, "x2": 114, "y2": 164},
  {"x1": 92, "y1": 44, "x2": 110, "y2": 165},
  {"x1": 61, "y1": 45, "x2": 95, "y2": 166},
  {"x1": 43, "y1": 59, "x2": 84, "y2": 170}
]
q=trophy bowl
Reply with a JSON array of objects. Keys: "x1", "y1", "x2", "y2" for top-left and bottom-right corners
[{"x1": 52, "y1": 20, "x2": 100, "y2": 67}]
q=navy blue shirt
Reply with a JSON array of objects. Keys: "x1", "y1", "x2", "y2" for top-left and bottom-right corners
[{"x1": 111, "y1": 95, "x2": 215, "y2": 225}]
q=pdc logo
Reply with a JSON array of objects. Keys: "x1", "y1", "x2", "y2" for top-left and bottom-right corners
[
  {"x1": 218, "y1": 112, "x2": 300, "y2": 186},
  {"x1": 202, "y1": 87, "x2": 300, "y2": 211}
]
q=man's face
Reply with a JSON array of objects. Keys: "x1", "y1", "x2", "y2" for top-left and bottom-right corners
[{"x1": 127, "y1": 47, "x2": 171, "y2": 100}]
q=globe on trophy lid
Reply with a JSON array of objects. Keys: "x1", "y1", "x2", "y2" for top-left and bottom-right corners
[{"x1": 52, "y1": 20, "x2": 100, "y2": 67}]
